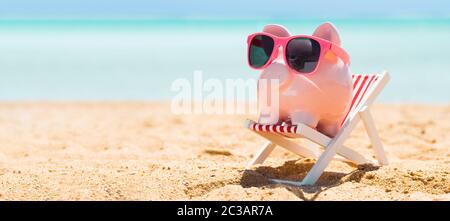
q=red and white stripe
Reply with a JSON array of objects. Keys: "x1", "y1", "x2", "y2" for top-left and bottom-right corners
[
  {"x1": 247, "y1": 74, "x2": 379, "y2": 135},
  {"x1": 340, "y1": 74, "x2": 379, "y2": 125},
  {"x1": 249, "y1": 122, "x2": 298, "y2": 135}
]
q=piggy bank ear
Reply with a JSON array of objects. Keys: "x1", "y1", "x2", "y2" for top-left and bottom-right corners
[
  {"x1": 312, "y1": 22, "x2": 341, "y2": 46},
  {"x1": 263, "y1": 24, "x2": 291, "y2": 37}
]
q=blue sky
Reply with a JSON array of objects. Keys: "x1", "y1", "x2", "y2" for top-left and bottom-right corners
[{"x1": 1, "y1": 0, "x2": 449, "y2": 19}]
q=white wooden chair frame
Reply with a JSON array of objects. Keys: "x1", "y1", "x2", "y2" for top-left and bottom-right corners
[{"x1": 245, "y1": 71, "x2": 390, "y2": 186}]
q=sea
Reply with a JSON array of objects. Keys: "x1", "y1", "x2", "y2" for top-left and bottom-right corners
[{"x1": 0, "y1": 19, "x2": 449, "y2": 103}]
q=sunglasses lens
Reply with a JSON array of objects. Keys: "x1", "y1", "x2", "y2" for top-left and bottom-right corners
[
  {"x1": 286, "y1": 38, "x2": 321, "y2": 73},
  {"x1": 249, "y1": 35, "x2": 274, "y2": 68}
]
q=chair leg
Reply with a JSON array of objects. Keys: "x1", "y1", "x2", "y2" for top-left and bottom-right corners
[
  {"x1": 359, "y1": 108, "x2": 389, "y2": 165},
  {"x1": 300, "y1": 119, "x2": 359, "y2": 185},
  {"x1": 246, "y1": 141, "x2": 276, "y2": 169},
  {"x1": 300, "y1": 142, "x2": 341, "y2": 185}
]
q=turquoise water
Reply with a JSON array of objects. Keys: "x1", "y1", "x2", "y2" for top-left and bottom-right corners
[{"x1": 0, "y1": 19, "x2": 449, "y2": 103}]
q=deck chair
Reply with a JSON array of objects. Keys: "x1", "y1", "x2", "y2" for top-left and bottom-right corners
[{"x1": 245, "y1": 71, "x2": 390, "y2": 186}]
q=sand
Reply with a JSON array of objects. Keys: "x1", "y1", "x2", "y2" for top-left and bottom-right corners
[{"x1": 0, "y1": 102, "x2": 448, "y2": 200}]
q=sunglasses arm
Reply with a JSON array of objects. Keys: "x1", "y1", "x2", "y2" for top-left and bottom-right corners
[{"x1": 330, "y1": 44, "x2": 350, "y2": 65}]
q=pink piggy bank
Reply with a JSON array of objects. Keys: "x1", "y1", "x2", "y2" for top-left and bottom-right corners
[{"x1": 249, "y1": 22, "x2": 352, "y2": 137}]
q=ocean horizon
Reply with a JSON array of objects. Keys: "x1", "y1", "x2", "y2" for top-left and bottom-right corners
[{"x1": 0, "y1": 19, "x2": 449, "y2": 103}]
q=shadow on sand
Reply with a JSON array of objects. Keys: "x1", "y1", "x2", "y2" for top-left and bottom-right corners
[{"x1": 240, "y1": 159, "x2": 379, "y2": 200}]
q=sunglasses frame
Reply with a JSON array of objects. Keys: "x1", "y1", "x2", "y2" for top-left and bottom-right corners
[{"x1": 247, "y1": 32, "x2": 350, "y2": 75}]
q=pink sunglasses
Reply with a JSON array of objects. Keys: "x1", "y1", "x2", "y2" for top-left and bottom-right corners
[{"x1": 247, "y1": 32, "x2": 350, "y2": 74}]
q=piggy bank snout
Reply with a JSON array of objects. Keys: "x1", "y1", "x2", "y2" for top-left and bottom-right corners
[{"x1": 259, "y1": 62, "x2": 291, "y2": 86}]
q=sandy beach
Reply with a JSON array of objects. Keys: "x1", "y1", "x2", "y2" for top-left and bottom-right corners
[{"x1": 0, "y1": 102, "x2": 448, "y2": 200}]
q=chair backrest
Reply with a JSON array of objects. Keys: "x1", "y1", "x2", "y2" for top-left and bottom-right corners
[{"x1": 340, "y1": 73, "x2": 388, "y2": 126}]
